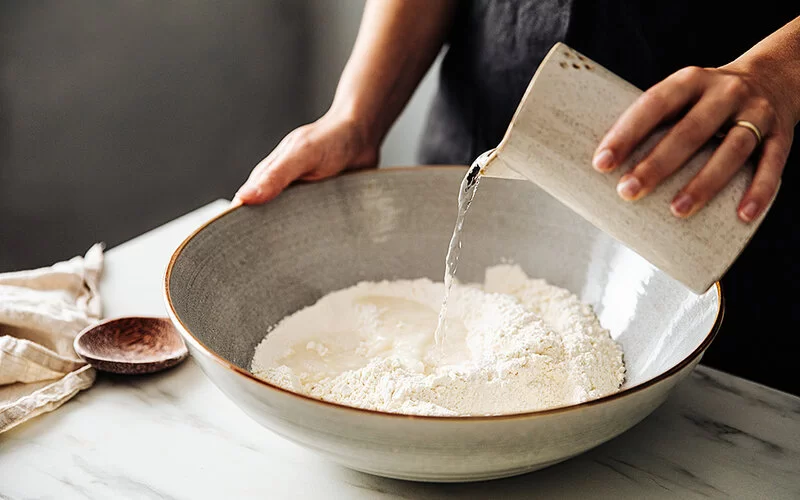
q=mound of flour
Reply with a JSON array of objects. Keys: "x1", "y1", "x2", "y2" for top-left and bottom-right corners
[{"x1": 251, "y1": 265, "x2": 625, "y2": 416}]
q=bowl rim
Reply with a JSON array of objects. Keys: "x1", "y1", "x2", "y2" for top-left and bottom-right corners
[{"x1": 164, "y1": 165, "x2": 724, "y2": 421}]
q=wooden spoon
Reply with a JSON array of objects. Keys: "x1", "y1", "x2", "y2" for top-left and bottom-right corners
[{"x1": 74, "y1": 317, "x2": 188, "y2": 375}]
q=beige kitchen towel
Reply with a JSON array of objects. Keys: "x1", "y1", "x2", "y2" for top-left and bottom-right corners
[{"x1": 0, "y1": 244, "x2": 103, "y2": 433}]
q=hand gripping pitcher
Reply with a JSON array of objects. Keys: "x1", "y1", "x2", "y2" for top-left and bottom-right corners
[{"x1": 481, "y1": 43, "x2": 777, "y2": 294}]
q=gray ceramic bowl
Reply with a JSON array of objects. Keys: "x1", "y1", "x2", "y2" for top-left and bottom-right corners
[{"x1": 165, "y1": 166, "x2": 722, "y2": 482}]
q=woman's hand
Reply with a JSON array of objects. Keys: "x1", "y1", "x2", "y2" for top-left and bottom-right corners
[
  {"x1": 593, "y1": 9, "x2": 800, "y2": 225},
  {"x1": 593, "y1": 63, "x2": 797, "y2": 222},
  {"x1": 233, "y1": 0, "x2": 457, "y2": 206},
  {"x1": 233, "y1": 114, "x2": 379, "y2": 205}
]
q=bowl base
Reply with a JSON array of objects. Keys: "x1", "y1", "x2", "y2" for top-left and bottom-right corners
[{"x1": 345, "y1": 456, "x2": 575, "y2": 483}]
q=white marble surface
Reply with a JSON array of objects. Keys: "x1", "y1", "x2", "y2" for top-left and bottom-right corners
[{"x1": 1, "y1": 200, "x2": 799, "y2": 499}]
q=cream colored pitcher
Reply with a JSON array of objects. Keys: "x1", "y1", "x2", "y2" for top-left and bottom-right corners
[{"x1": 482, "y1": 42, "x2": 776, "y2": 294}]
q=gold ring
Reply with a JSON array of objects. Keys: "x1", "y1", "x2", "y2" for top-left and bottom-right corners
[{"x1": 733, "y1": 120, "x2": 763, "y2": 145}]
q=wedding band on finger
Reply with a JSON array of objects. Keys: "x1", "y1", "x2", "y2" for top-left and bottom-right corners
[{"x1": 732, "y1": 120, "x2": 763, "y2": 146}]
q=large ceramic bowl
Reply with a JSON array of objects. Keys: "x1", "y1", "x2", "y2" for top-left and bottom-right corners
[{"x1": 165, "y1": 166, "x2": 722, "y2": 482}]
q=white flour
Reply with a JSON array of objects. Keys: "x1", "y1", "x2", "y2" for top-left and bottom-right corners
[{"x1": 251, "y1": 265, "x2": 625, "y2": 416}]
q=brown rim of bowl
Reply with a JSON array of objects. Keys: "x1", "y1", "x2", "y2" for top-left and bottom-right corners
[{"x1": 164, "y1": 165, "x2": 724, "y2": 422}]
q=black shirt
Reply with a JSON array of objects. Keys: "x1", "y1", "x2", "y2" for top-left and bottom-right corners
[{"x1": 420, "y1": 0, "x2": 800, "y2": 395}]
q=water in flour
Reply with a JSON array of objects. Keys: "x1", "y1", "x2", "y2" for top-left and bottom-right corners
[{"x1": 251, "y1": 161, "x2": 626, "y2": 416}]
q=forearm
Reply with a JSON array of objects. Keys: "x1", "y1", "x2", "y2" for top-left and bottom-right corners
[
  {"x1": 729, "y1": 16, "x2": 800, "y2": 123},
  {"x1": 328, "y1": 0, "x2": 458, "y2": 147}
]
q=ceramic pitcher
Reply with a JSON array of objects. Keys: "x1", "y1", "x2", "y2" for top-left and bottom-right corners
[{"x1": 482, "y1": 42, "x2": 776, "y2": 294}]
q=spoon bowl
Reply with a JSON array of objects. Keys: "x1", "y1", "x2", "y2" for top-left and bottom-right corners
[{"x1": 74, "y1": 316, "x2": 188, "y2": 374}]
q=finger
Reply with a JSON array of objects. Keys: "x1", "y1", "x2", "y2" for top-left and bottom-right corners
[
  {"x1": 737, "y1": 135, "x2": 790, "y2": 222},
  {"x1": 617, "y1": 91, "x2": 740, "y2": 201},
  {"x1": 594, "y1": 67, "x2": 707, "y2": 172},
  {"x1": 299, "y1": 165, "x2": 330, "y2": 181},
  {"x1": 669, "y1": 125, "x2": 759, "y2": 217},
  {"x1": 236, "y1": 149, "x2": 313, "y2": 204},
  {"x1": 233, "y1": 155, "x2": 278, "y2": 204}
]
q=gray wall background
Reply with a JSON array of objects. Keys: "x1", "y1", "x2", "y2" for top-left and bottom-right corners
[{"x1": 0, "y1": 0, "x2": 439, "y2": 272}]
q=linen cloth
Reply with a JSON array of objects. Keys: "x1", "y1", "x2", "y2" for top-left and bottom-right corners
[{"x1": 0, "y1": 244, "x2": 103, "y2": 432}]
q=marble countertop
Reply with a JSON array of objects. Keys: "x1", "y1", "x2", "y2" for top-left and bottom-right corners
[{"x1": 1, "y1": 200, "x2": 798, "y2": 500}]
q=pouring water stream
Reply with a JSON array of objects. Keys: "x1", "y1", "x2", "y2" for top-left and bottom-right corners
[{"x1": 434, "y1": 149, "x2": 495, "y2": 345}]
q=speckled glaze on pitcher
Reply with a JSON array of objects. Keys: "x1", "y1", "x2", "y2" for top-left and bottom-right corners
[{"x1": 483, "y1": 42, "x2": 777, "y2": 294}]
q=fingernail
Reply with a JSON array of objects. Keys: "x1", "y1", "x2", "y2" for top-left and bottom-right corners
[
  {"x1": 616, "y1": 176, "x2": 641, "y2": 200},
  {"x1": 593, "y1": 149, "x2": 614, "y2": 171},
  {"x1": 230, "y1": 196, "x2": 244, "y2": 208},
  {"x1": 670, "y1": 193, "x2": 694, "y2": 217},
  {"x1": 235, "y1": 184, "x2": 258, "y2": 200},
  {"x1": 739, "y1": 201, "x2": 760, "y2": 222}
]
